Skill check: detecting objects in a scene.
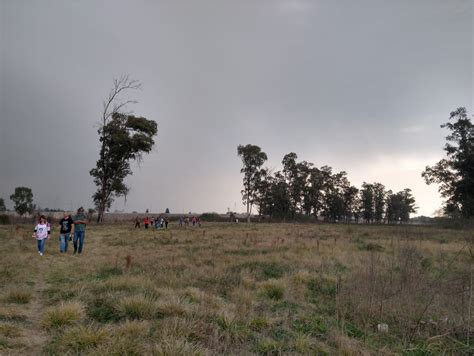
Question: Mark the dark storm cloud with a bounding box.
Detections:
[0,0,472,216]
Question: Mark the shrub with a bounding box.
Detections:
[0,215,10,225]
[199,212,227,222]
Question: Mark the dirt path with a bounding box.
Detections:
[15,257,50,355]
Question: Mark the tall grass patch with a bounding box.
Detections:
[117,295,159,320]
[3,288,32,304]
[42,302,85,329]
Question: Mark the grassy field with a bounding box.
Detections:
[0,222,472,355]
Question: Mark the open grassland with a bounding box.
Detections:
[0,222,472,355]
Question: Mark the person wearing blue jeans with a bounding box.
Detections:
[37,237,46,255]
[58,212,73,253]
[33,215,50,256]
[72,207,88,254]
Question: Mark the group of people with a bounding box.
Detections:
[178,215,201,227]
[32,207,87,256]
[134,215,202,229]
[135,216,170,229]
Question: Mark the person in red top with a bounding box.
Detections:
[144,216,150,229]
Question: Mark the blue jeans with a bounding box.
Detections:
[59,233,69,253]
[73,231,85,254]
[37,239,46,254]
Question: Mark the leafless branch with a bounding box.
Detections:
[102,75,142,125]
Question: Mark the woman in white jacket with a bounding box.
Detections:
[33,215,50,256]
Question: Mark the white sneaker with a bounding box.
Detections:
[39,252,43,256]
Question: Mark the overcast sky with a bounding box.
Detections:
[1,0,472,216]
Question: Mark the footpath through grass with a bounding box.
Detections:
[0,222,472,355]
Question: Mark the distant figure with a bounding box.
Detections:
[160,217,164,228]
[155,217,160,229]
[33,215,50,256]
[197,216,201,227]
[144,216,150,229]
[58,212,73,253]
[134,217,140,229]
[164,218,169,229]
[73,207,88,254]
[192,216,197,226]
[178,216,184,227]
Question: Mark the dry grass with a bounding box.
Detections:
[42,302,85,329]
[0,222,472,354]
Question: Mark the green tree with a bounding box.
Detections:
[10,187,34,216]
[237,144,268,223]
[0,198,6,212]
[400,188,417,221]
[422,107,474,217]
[282,153,311,216]
[386,189,417,223]
[360,183,375,223]
[303,165,332,218]
[342,185,360,222]
[260,171,291,219]
[373,182,386,223]
[90,76,158,222]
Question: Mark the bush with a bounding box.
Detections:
[0,215,10,225]
[199,213,227,222]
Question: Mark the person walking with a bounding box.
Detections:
[144,216,150,229]
[33,215,50,256]
[58,212,73,253]
[73,207,88,254]
[134,217,140,228]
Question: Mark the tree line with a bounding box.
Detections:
[237,145,417,223]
